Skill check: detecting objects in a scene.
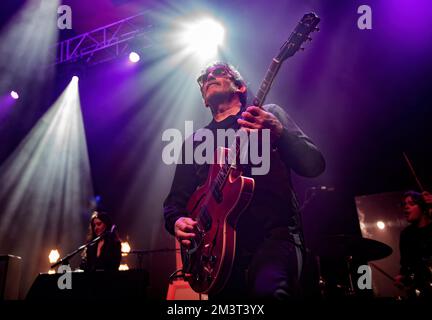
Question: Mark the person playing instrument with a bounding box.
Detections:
[163,62,325,299]
[395,191,432,298]
[80,211,122,272]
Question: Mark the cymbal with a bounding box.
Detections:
[317,234,393,261]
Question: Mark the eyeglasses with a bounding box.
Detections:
[197,66,233,88]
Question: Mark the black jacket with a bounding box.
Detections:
[81,234,122,272]
[399,222,432,285]
[163,104,325,251]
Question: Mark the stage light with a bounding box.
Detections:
[129,51,140,63]
[49,249,60,263]
[119,264,129,271]
[376,221,385,230]
[0,0,59,111]
[180,17,225,60]
[10,91,19,100]
[121,241,131,256]
[72,76,79,83]
[0,76,93,296]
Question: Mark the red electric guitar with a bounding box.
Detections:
[181,12,321,294]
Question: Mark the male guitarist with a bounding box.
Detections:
[163,61,325,299]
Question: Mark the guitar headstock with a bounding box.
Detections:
[277,12,320,61]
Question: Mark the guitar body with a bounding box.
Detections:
[182,147,255,294]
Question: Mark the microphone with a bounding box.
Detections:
[309,185,335,192]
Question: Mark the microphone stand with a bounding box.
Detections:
[50,233,106,269]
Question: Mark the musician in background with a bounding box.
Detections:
[163,62,325,299]
[395,191,432,297]
[80,211,122,272]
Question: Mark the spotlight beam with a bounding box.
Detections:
[0,77,93,297]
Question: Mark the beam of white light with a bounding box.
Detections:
[0,0,59,106]
[108,12,228,253]
[178,18,225,61]
[0,77,93,297]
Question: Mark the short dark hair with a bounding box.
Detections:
[197,61,248,108]
[402,190,428,214]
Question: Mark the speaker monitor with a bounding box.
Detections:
[0,255,22,300]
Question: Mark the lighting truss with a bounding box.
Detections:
[53,12,153,66]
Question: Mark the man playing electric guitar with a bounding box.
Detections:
[163,61,325,299]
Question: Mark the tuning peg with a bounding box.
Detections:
[307,36,313,41]
[314,27,320,32]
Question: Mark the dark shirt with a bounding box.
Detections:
[163,104,325,251]
[81,235,122,272]
[399,222,432,287]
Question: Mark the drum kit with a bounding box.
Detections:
[312,234,393,298]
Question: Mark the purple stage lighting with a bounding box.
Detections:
[129,52,140,63]
[10,91,19,100]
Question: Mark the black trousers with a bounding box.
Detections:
[210,236,302,300]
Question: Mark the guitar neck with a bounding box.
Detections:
[253,58,283,108]
[214,12,321,188]
[216,59,283,185]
